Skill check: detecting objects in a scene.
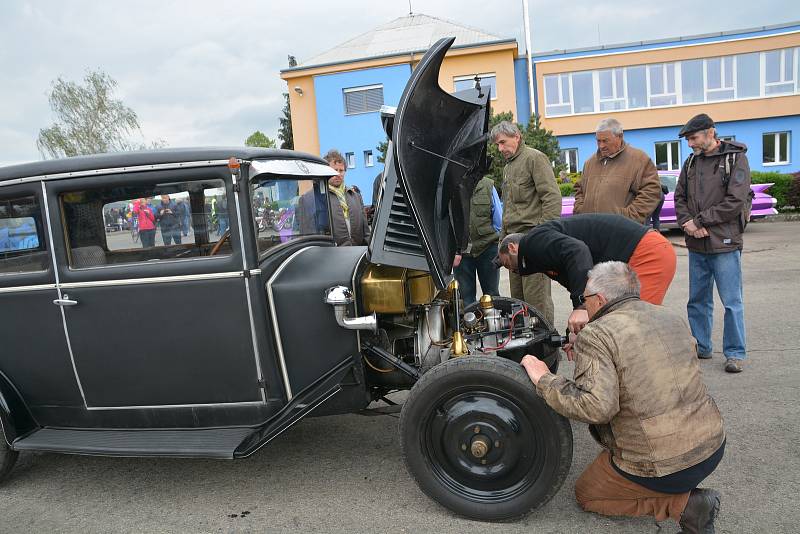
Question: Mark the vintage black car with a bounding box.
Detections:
[0,39,571,521]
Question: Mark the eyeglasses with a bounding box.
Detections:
[578,292,598,304]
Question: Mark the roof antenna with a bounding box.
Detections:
[408,1,412,15]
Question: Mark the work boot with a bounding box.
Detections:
[724,358,743,373]
[697,352,712,360]
[679,488,720,534]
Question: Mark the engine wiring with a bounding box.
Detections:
[477,304,529,352]
[362,354,394,373]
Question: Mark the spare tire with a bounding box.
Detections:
[400,356,572,521]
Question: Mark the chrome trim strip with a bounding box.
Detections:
[59,271,245,289]
[0,283,58,294]
[266,246,316,401]
[42,181,89,407]
[85,400,265,411]
[244,276,267,403]
[67,254,230,272]
[2,160,230,188]
[351,250,369,353]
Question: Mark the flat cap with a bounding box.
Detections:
[679,113,715,138]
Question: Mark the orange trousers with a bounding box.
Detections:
[575,450,690,522]
[628,231,677,305]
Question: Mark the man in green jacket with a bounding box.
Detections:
[491,121,562,325]
[521,261,725,534]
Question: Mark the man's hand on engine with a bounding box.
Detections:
[521,355,550,385]
[568,308,589,334]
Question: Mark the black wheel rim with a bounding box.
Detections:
[422,387,547,504]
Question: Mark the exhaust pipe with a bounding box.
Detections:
[324,286,377,332]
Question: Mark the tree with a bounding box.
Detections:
[245,130,276,148]
[485,112,564,192]
[37,70,163,159]
[278,92,294,150]
[376,138,389,164]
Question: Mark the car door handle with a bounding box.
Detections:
[53,294,79,306]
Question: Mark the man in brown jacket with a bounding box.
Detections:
[492,120,562,325]
[521,262,725,533]
[574,118,662,223]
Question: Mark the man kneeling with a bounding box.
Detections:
[521,262,725,533]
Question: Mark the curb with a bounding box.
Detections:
[753,213,800,223]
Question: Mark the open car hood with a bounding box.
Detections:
[369,37,491,289]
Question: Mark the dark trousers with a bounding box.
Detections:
[455,243,500,306]
[646,195,666,230]
[162,228,182,245]
[140,229,156,248]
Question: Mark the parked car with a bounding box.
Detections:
[0,38,571,521]
[561,171,778,226]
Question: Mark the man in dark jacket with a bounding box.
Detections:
[156,194,182,245]
[323,149,370,246]
[521,262,724,533]
[674,113,750,373]
[495,213,676,332]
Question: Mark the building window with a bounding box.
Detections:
[655,141,680,171]
[571,72,594,113]
[544,74,572,116]
[599,68,626,111]
[765,49,796,95]
[345,152,356,169]
[648,63,677,106]
[736,52,761,98]
[719,135,736,142]
[681,59,704,104]
[343,84,384,115]
[763,132,790,165]
[559,148,579,173]
[626,66,647,109]
[706,56,735,101]
[364,150,374,167]
[454,73,497,99]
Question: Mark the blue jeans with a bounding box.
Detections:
[455,243,500,306]
[687,250,746,360]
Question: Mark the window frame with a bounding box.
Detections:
[647,63,677,107]
[705,56,736,101]
[654,141,681,171]
[597,68,627,111]
[342,84,384,116]
[0,191,49,277]
[345,152,356,169]
[762,131,791,166]
[364,150,374,168]
[544,73,573,116]
[559,148,579,173]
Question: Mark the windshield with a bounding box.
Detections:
[659,173,678,193]
[251,176,331,256]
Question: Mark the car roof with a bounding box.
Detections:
[0,147,326,182]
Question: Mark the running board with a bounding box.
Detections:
[12,427,254,459]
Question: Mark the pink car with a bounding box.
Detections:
[561,171,778,227]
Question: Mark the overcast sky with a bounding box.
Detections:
[1,0,798,166]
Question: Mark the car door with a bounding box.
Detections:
[0,183,84,422]
[45,165,266,409]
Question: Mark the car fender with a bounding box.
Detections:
[0,370,37,444]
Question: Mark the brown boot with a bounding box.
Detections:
[679,488,720,533]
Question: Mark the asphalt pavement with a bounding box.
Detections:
[1,221,798,533]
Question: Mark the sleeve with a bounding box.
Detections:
[491,186,503,233]
[674,162,692,226]
[536,328,620,424]
[530,152,562,224]
[617,156,661,223]
[523,230,594,308]
[695,154,752,228]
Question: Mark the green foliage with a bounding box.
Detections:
[559,182,575,197]
[751,171,794,209]
[278,93,294,150]
[787,172,800,209]
[244,130,276,148]
[485,111,564,193]
[377,138,389,164]
[37,70,164,159]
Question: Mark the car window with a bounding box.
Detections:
[0,195,48,275]
[251,177,330,256]
[61,178,231,269]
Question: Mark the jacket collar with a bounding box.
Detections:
[589,294,640,322]
[596,141,627,162]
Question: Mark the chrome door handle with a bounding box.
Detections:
[53,293,78,306]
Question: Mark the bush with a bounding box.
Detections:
[751,171,794,209]
[787,172,800,209]
[559,183,575,197]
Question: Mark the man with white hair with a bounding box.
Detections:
[574,118,662,223]
[521,262,725,534]
[490,120,561,324]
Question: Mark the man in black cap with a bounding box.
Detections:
[674,113,751,374]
